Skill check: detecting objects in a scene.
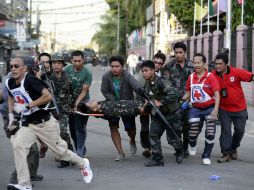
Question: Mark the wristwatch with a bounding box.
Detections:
[25,103,30,109]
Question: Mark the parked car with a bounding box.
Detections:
[83,48,98,66]
[98,55,109,67]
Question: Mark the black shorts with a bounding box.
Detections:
[108,116,136,131]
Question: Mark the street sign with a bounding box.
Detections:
[0,20,6,27]
[0,21,16,35]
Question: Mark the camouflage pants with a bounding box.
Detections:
[149,113,182,161]
[59,113,74,151]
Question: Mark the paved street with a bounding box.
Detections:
[0,65,254,190]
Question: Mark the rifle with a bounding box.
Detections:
[39,62,60,115]
[137,88,181,143]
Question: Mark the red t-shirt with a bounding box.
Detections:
[186,71,220,108]
[212,66,253,112]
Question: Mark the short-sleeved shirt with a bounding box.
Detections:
[64,65,92,106]
[186,71,220,108]
[7,73,49,118]
[212,66,253,112]
[112,76,120,100]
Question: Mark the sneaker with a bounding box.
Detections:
[7,184,32,190]
[130,141,137,155]
[202,158,211,165]
[231,149,238,160]
[114,154,126,161]
[81,158,93,183]
[217,154,231,163]
[188,145,197,156]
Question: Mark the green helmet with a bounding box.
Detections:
[51,53,65,65]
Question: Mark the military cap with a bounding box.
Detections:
[50,53,66,66]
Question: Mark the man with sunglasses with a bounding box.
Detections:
[6,56,93,190]
[1,56,43,186]
[163,42,193,157]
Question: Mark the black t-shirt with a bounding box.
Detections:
[7,73,50,119]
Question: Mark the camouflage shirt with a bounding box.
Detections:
[99,99,143,117]
[64,65,92,107]
[49,71,71,114]
[144,75,179,114]
[162,59,193,98]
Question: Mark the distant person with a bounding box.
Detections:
[213,53,254,163]
[101,55,141,161]
[126,51,139,76]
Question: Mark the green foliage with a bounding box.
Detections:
[92,0,151,57]
[167,0,254,34]
[167,0,195,35]
[232,0,254,30]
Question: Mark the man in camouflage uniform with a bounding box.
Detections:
[49,53,74,168]
[162,42,193,157]
[141,60,183,167]
[79,99,145,118]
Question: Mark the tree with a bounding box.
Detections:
[167,0,254,35]
[92,0,151,57]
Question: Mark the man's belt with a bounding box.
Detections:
[28,114,50,125]
[192,104,214,110]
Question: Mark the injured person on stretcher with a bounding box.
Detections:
[77,99,148,118]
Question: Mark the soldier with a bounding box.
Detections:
[49,53,74,168]
[137,51,167,158]
[141,60,183,167]
[79,99,145,118]
[162,42,193,157]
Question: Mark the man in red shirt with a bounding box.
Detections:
[213,53,254,163]
[182,53,220,165]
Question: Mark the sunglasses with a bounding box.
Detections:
[10,64,25,69]
[154,61,164,65]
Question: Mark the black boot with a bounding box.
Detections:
[30,174,44,181]
[57,160,70,168]
[175,149,183,164]
[9,171,18,184]
[145,159,164,167]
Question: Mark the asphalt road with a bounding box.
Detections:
[0,65,254,190]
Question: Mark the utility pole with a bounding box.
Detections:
[125,0,129,57]
[225,0,232,53]
[116,0,120,54]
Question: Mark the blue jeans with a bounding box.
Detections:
[219,108,248,155]
[189,106,216,159]
[69,113,89,157]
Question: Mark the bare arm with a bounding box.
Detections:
[74,84,90,109]
[29,88,52,108]
[211,91,220,120]
[182,91,190,101]
[8,95,14,113]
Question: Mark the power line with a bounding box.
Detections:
[39,0,105,12]
[41,16,101,25]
